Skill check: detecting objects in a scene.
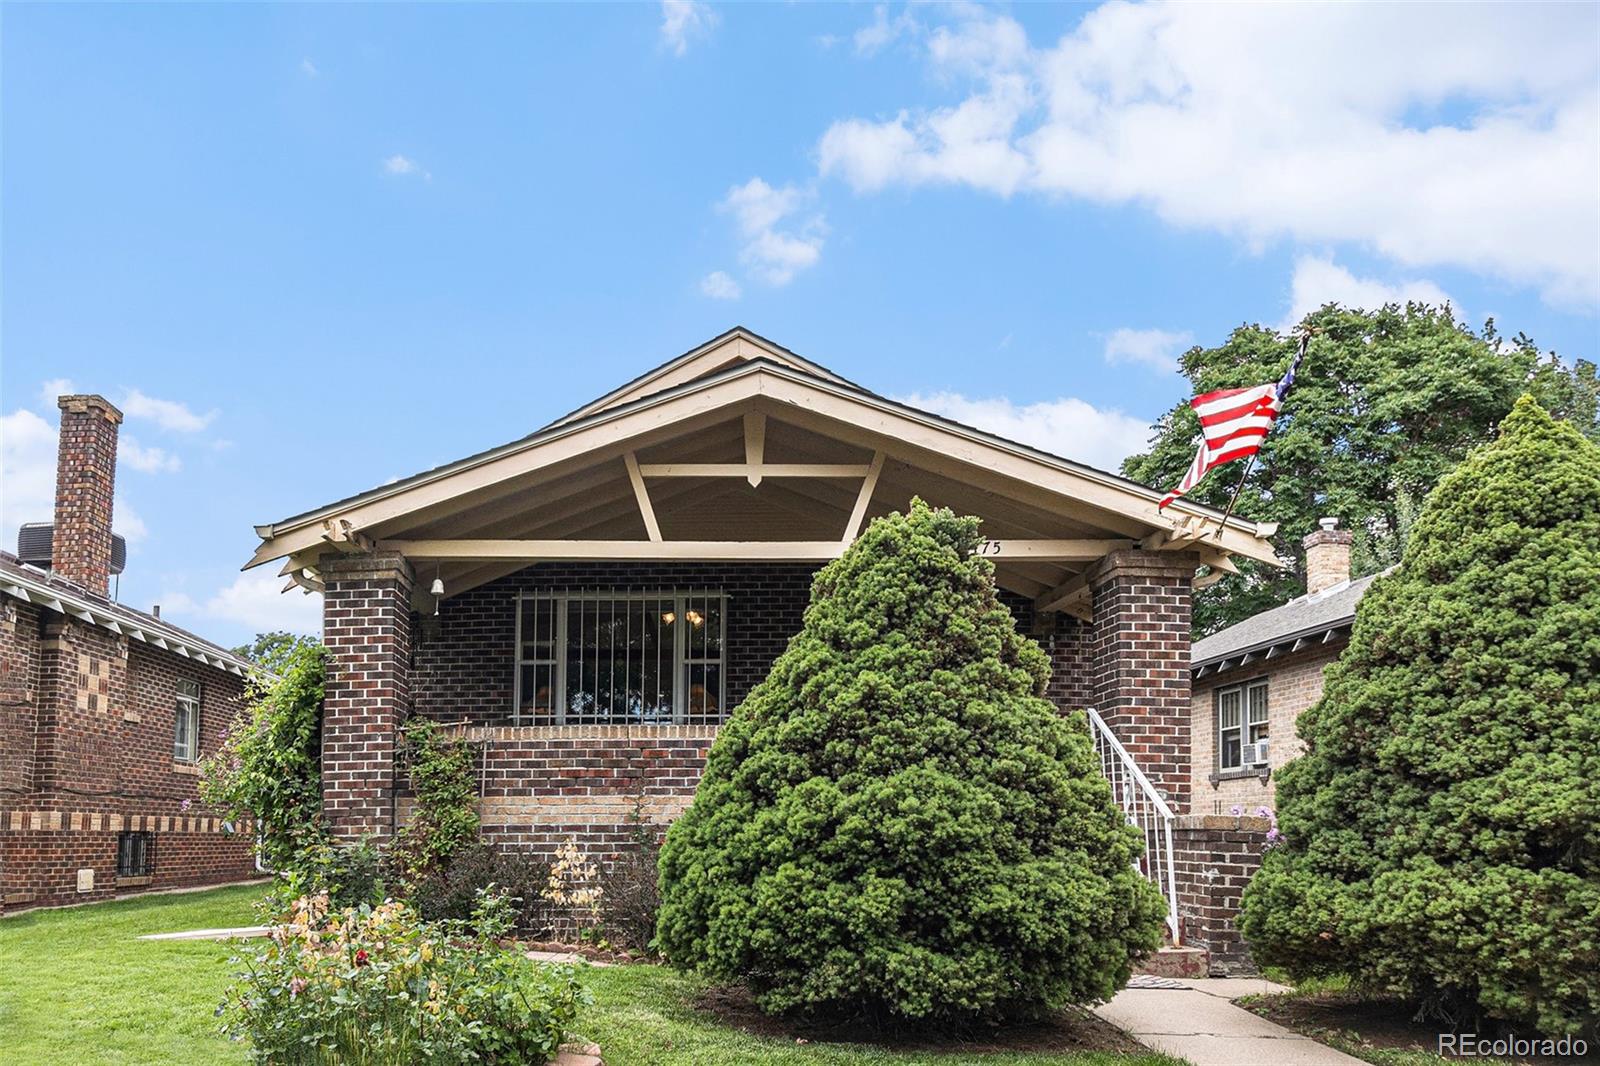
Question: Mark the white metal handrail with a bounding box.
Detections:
[1084,707,1180,945]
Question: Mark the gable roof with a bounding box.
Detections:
[0,551,254,677]
[1191,571,1379,675]
[248,330,1282,576]
[545,326,859,429]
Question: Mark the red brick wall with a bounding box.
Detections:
[1173,814,1270,974]
[51,395,122,597]
[0,591,257,913]
[321,553,414,843]
[1089,550,1198,814]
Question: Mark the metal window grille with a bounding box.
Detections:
[173,678,201,762]
[117,830,153,876]
[1216,678,1268,770]
[513,590,727,726]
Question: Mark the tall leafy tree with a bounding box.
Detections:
[1239,397,1600,1036]
[657,500,1165,1023]
[231,630,319,674]
[1121,305,1598,635]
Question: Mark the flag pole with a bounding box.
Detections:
[1211,328,1311,540]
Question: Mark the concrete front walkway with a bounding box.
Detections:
[1094,976,1365,1066]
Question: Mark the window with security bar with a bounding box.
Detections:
[514,591,726,725]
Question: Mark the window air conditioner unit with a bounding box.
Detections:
[1244,740,1270,767]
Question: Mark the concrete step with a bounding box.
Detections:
[1135,945,1209,979]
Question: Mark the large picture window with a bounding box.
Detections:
[1217,678,1268,771]
[514,591,726,726]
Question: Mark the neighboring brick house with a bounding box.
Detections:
[0,394,258,914]
[245,327,1282,952]
[1190,519,1374,812]
[1171,518,1379,972]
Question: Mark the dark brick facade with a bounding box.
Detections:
[0,593,258,913]
[1088,550,1197,814]
[1172,814,1270,974]
[321,552,414,843]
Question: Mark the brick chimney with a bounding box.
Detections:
[52,394,123,597]
[1302,517,1352,596]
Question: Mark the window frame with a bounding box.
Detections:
[1216,677,1269,772]
[173,678,201,763]
[117,830,153,877]
[513,589,728,726]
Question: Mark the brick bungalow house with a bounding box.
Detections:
[245,327,1283,958]
[0,395,258,913]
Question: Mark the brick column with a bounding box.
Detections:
[1089,549,1197,814]
[321,552,413,843]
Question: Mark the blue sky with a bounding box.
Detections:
[3,1,1597,646]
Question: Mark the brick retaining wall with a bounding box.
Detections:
[1173,814,1270,974]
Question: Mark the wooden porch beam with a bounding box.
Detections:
[637,462,872,479]
[1034,572,1092,618]
[743,413,766,486]
[382,537,1147,564]
[623,452,662,542]
[842,451,885,542]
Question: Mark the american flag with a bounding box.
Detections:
[1159,333,1309,509]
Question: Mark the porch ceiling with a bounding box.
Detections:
[250,339,1281,618]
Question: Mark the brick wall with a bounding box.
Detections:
[412,563,818,725]
[1089,550,1197,814]
[0,590,257,913]
[1172,814,1270,974]
[1190,642,1344,813]
[322,552,414,843]
[51,395,122,597]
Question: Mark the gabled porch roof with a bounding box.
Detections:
[248,329,1279,619]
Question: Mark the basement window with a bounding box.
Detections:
[1217,679,1269,771]
[173,679,201,762]
[117,831,152,877]
[514,591,726,726]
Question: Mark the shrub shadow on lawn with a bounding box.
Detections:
[691,985,1145,1055]
[1245,992,1600,1066]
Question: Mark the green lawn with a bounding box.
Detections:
[0,885,1183,1066]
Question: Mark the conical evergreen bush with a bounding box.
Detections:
[1241,396,1600,1036]
[657,500,1165,1023]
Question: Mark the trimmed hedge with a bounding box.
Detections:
[1240,397,1600,1036]
[657,500,1165,1022]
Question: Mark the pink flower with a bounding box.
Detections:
[1255,806,1273,820]
[288,976,308,997]
[180,799,192,812]
[1229,805,1242,817]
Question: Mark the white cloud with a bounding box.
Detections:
[162,571,323,636]
[699,270,742,300]
[300,57,318,78]
[1283,255,1456,329]
[114,497,148,543]
[118,436,181,474]
[895,390,1151,472]
[39,378,75,408]
[0,408,57,550]
[855,4,917,56]
[818,3,1600,306]
[660,0,717,57]
[1102,328,1192,372]
[719,178,826,285]
[383,154,431,181]
[122,388,216,432]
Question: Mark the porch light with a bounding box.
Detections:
[685,609,704,627]
[661,610,676,624]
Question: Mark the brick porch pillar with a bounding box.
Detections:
[321,552,413,843]
[1089,549,1198,815]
